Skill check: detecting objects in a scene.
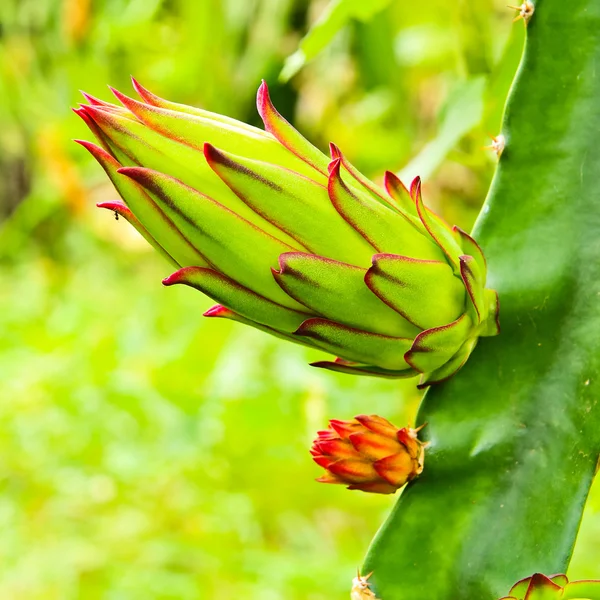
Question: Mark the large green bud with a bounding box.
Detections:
[75,79,499,387]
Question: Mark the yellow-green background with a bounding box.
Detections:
[0,0,597,598]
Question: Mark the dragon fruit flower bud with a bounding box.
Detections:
[310,415,426,494]
[75,78,500,387]
[500,573,600,600]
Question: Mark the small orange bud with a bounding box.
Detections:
[311,415,426,494]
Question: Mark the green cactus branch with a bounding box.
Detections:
[363,0,600,598]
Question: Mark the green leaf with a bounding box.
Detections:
[363,1,600,597]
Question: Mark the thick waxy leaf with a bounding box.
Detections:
[273,252,419,337]
[96,200,177,267]
[384,170,419,218]
[118,167,305,310]
[413,177,464,269]
[295,318,413,370]
[404,313,473,373]
[311,360,418,378]
[76,140,208,268]
[110,87,322,181]
[365,253,466,330]
[328,160,446,262]
[204,145,373,264]
[163,267,310,332]
[256,81,330,175]
[363,2,600,597]
[81,104,299,247]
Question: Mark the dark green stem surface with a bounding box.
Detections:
[364,1,600,598]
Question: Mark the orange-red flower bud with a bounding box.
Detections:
[311,415,426,494]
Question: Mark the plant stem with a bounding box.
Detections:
[363,1,600,597]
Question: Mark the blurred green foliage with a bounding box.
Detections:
[0,0,598,597]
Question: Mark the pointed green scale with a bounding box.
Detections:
[329,142,396,210]
[295,318,414,370]
[132,77,266,136]
[520,575,564,600]
[84,105,301,248]
[75,107,131,165]
[273,252,420,337]
[460,254,486,323]
[96,200,178,267]
[76,140,209,269]
[311,360,418,379]
[330,143,427,233]
[417,337,477,389]
[479,289,501,337]
[413,177,464,269]
[549,576,569,588]
[384,171,419,218]
[509,579,535,600]
[79,108,137,167]
[328,160,446,262]
[118,167,307,311]
[203,305,318,350]
[366,253,466,330]
[257,81,330,175]
[205,146,376,266]
[112,87,326,182]
[404,313,474,373]
[163,266,310,332]
[454,226,487,276]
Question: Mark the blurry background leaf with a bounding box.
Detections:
[399,76,486,182]
[280,0,393,82]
